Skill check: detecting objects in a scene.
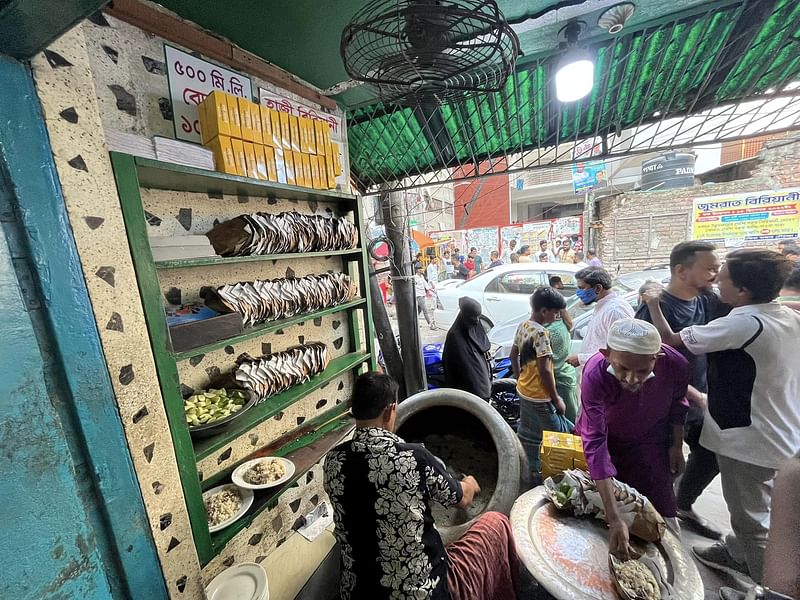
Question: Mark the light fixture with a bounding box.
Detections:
[555,21,595,103]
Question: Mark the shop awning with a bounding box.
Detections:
[410,229,435,249]
[345,0,800,191]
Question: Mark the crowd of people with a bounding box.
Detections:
[329,238,800,600]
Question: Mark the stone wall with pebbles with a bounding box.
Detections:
[31,15,360,599]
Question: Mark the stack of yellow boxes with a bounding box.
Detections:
[197,91,342,190]
[540,431,589,479]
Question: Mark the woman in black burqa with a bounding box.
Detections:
[443,296,492,400]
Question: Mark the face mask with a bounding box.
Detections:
[606,364,656,386]
[576,287,598,304]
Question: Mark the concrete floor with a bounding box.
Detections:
[380,303,754,599]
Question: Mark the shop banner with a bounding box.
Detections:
[258,88,349,187]
[571,161,607,195]
[164,45,253,143]
[691,189,800,245]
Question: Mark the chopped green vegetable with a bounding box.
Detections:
[184,389,248,428]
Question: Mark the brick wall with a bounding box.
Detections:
[452,160,511,229]
[597,135,800,272]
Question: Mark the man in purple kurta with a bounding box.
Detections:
[576,319,690,555]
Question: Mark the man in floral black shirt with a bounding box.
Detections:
[324,372,519,600]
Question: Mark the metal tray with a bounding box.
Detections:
[510,487,703,600]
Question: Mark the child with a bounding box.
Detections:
[510,287,573,478]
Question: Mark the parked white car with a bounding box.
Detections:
[433,263,584,330]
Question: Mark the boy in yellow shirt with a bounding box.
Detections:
[510,286,574,479]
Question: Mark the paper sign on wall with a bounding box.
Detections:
[165,45,253,143]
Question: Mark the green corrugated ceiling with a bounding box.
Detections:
[346,0,800,190]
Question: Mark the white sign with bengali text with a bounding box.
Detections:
[258,88,350,188]
[165,44,253,143]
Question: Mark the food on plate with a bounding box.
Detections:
[554,481,574,506]
[244,459,286,485]
[205,488,242,527]
[613,558,661,600]
[184,389,248,427]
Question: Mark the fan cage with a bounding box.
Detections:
[341,0,519,103]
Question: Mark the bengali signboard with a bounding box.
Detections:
[691,189,800,245]
[164,45,253,143]
[258,88,349,187]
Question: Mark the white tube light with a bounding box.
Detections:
[555,48,595,103]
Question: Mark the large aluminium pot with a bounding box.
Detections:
[396,388,529,544]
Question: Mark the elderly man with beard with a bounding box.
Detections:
[576,319,690,558]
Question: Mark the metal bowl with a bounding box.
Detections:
[187,389,258,439]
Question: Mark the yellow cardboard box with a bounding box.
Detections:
[206,135,237,175]
[540,432,588,479]
[289,152,303,187]
[225,94,242,139]
[198,91,230,144]
[301,154,312,189]
[230,138,247,177]
[298,117,313,154]
[238,97,255,142]
[274,146,288,184]
[253,144,269,181]
[279,112,292,151]
[268,110,282,148]
[289,115,301,153]
[250,103,263,145]
[324,143,336,187]
[309,154,321,189]
[242,141,259,179]
[314,120,331,158]
[260,106,275,148]
[264,145,278,182]
[331,142,342,176]
[284,149,297,186]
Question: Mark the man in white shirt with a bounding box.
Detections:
[567,267,635,367]
[501,239,517,264]
[426,258,440,284]
[644,249,799,583]
[534,240,557,263]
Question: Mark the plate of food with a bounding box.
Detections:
[203,484,254,533]
[185,389,257,439]
[609,553,671,600]
[232,457,295,490]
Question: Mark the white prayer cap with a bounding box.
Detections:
[606,319,662,355]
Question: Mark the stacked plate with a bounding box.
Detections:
[206,211,358,257]
[210,273,352,327]
[235,342,328,400]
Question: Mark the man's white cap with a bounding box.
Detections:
[606,318,662,355]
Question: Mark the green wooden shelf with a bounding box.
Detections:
[209,415,354,550]
[193,351,370,461]
[155,248,361,269]
[173,298,367,361]
[110,151,376,565]
[134,156,358,203]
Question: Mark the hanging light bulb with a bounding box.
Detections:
[555,21,595,103]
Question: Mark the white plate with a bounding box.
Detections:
[231,457,295,490]
[203,484,254,533]
[206,562,269,600]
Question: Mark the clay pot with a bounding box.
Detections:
[396,388,528,544]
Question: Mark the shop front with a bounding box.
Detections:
[1,5,373,599]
